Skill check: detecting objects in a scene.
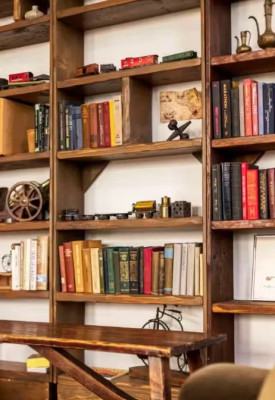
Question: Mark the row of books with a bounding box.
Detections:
[58,96,123,151]
[11,236,49,291]
[59,241,204,296]
[212,79,275,139]
[34,104,50,152]
[212,162,275,221]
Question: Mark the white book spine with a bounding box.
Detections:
[113,95,123,146]
[194,245,201,296]
[199,253,204,296]
[239,82,245,136]
[23,239,31,291]
[180,244,188,295]
[11,245,20,291]
[30,239,38,291]
[186,243,195,296]
[20,241,24,290]
[172,244,182,295]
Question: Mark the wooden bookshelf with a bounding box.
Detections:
[57,58,201,96]
[213,301,275,316]
[0,221,49,232]
[0,83,49,104]
[212,135,275,153]
[0,360,49,382]
[57,0,201,30]
[57,217,203,231]
[212,220,275,231]
[0,1,14,18]
[58,140,202,162]
[0,151,50,171]
[0,15,50,51]
[57,293,203,306]
[0,291,49,299]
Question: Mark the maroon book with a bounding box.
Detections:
[144,248,152,295]
[58,245,67,292]
[102,101,111,147]
[63,242,75,292]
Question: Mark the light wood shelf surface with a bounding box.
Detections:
[0,291,49,299]
[212,220,275,231]
[0,151,50,171]
[213,301,275,315]
[212,135,275,152]
[0,83,50,104]
[0,221,49,232]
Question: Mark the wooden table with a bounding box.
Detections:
[0,321,226,400]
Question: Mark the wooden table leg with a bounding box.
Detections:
[148,357,171,400]
[186,349,204,373]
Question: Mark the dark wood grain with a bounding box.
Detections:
[129,366,188,387]
[0,151,49,171]
[57,0,201,30]
[0,320,226,357]
[58,140,202,162]
[0,221,49,232]
[57,59,201,96]
[212,135,275,153]
[56,217,203,231]
[0,360,49,382]
[0,83,49,105]
[0,1,13,18]
[0,378,49,400]
[148,357,171,400]
[56,292,203,306]
[212,220,275,231]
[186,349,203,373]
[213,301,275,315]
[0,290,49,299]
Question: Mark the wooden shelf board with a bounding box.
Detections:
[212,220,275,231]
[211,50,275,77]
[213,300,275,315]
[0,83,49,105]
[212,135,275,153]
[57,140,202,162]
[0,15,50,51]
[57,0,201,31]
[0,1,13,18]
[56,293,203,306]
[57,217,203,231]
[0,291,49,299]
[0,151,50,171]
[57,59,201,96]
[0,221,49,232]
[0,360,49,382]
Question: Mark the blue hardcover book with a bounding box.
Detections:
[71,105,78,150]
[74,105,83,149]
[258,82,264,135]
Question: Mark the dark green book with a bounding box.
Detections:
[103,248,109,293]
[119,248,130,294]
[129,248,139,294]
[113,250,120,294]
[107,248,116,294]
[98,248,105,294]
[139,247,144,294]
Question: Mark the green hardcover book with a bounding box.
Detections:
[119,248,130,294]
[129,248,139,294]
[107,248,116,294]
[98,248,105,294]
[113,250,120,294]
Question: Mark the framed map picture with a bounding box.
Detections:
[252,235,275,301]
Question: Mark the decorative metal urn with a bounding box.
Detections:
[249,0,275,49]
[235,31,252,54]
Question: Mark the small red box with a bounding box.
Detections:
[9,72,33,83]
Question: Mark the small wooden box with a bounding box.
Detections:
[0,273,12,291]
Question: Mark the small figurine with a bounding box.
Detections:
[171,201,191,218]
[167,120,191,141]
[121,55,158,70]
[235,31,252,54]
[162,51,197,63]
[249,0,275,49]
[25,5,44,20]
[160,196,171,218]
[0,79,8,90]
[76,64,99,77]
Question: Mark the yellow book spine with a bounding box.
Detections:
[72,241,84,292]
[109,100,116,147]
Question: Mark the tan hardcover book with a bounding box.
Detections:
[0,99,34,155]
[90,248,100,294]
[113,95,123,146]
[158,251,165,295]
[82,248,92,293]
[164,244,174,296]
[195,244,202,296]
[72,241,84,292]
[151,250,160,295]
[199,253,204,296]
[81,104,90,149]
[37,236,49,291]
[82,240,102,292]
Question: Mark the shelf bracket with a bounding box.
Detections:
[192,151,202,163]
[82,161,109,192]
[231,151,264,165]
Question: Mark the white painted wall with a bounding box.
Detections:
[0,0,273,371]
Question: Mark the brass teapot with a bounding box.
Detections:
[249,0,275,49]
[235,31,252,54]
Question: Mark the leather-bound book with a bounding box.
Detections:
[89,103,99,148]
[98,248,105,293]
[243,79,253,136]
[97,103,105,147]
[152,248,162,295]
[258,82,264,135]
[268,168,275,219]
[72,241,84,292]
[241,162,249,220]
[158,251,165,295]
[59,245,67,292]
[212,164,222,221]
[144,248,152,295]
[231,87,240,137]
[251,81,259,136]
[231,162,242,220]
[259,169,269,219]
[221,80,232,138]
[164,244,174,296]
[247,166,259,220]
[103,248,109,294]
[119,248,130,294]
[81,104,90,149]
[139,247,144,294]
[63,242,75,292]
[263,84,275,134]
[82,248,92,293]
[221,162,232,220]
[107,248,116,294]
[113,250,121,294]
[102,101,111,147]
[211,81,222,139]
[129,248,139,294]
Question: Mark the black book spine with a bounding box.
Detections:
[139,247,144,294]
[64,105,70,151]
[221,162,232,220]
[212,164,222,221]
[44,105,50,151]
[221,80,232,138]
[231,162,242,220]
[211,81,222,139]
[59,102,65,150]
[103,247,108,294]
[263,83,274,134]
[259,169,269,219]
[231,87,240,137]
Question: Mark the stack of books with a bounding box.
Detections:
[212,162,275,221]
[34,104,50,152]
[26,354,50,374]
[58,96,122,151]
[212,79,275,138]
[59,241,203,297]
[11,236,49,291]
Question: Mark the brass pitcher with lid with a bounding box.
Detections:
[235,31,252,54]
[249,0,275,49]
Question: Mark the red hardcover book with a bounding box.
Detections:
[97,103,104,147]
[241,162,249,220]
[58,245,67,292]
[143,248,152,295]
[89,103,99,148]
[63,242,75,292]
[247,167,259,220]
[243,79,253,136]
[268,168,275,219]
[251,81,259,136]
[102,101,111,147]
